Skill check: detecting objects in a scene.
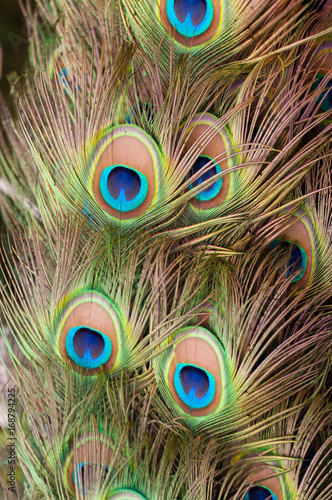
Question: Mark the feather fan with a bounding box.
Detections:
[0,0,331,499]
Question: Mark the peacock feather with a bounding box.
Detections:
[0,0,331,499]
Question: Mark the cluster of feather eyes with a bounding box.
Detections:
[0,0,331,499]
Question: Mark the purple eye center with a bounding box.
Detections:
[107,166,141,201]
[180,365,209,398]
[174,0,207,26]
[73,328,105,359]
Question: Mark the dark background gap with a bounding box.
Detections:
[0,0,31,95]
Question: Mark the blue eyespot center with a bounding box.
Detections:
[174,0,206,26]
[287,244,303,277]
[271,239,307,283]
[180,365,209,397]
[100,165,148,212]
[244,485,277,500]
[73,328,105,359]
[312,75,332,112]
[74,463,109,493]
[66,326,113,369]
[107,166,141,201]
[174,363,216,409]
[189,156,222,201]
[166,0,213,37]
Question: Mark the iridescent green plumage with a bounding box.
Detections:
[0,0,331,498]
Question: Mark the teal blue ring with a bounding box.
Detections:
[189,161,222,201]
[66,326,112,369]
[166,0,214,37]
[271,239,307,283]
[243,485,278,500]
[99,165,148,212]
[174,363,215,409]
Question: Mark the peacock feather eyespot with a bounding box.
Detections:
[181,113,234,213]
[188,155,223,202]
[166,0,213,37]
[64,434,113,495]
[65,325,113,370]
[89,125,162,223]
[271,239,307,283]
[99,165,149,212]
[108,490,147,499]
[270,209,315,292]
[174,362,216,409]
[55,291,126,375]
[159,0,221,47]
[243,485,278,500]
[236,463,286,500]
[153,326,231,419]
[311,39,332,123]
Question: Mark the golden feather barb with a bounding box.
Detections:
[0,0,331,498]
